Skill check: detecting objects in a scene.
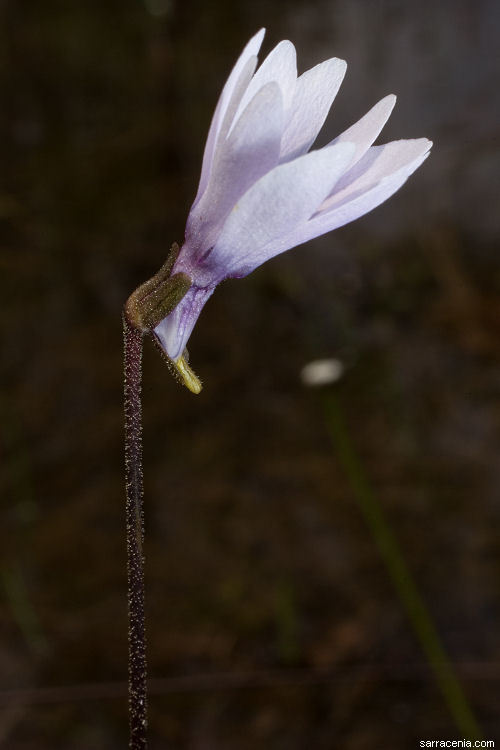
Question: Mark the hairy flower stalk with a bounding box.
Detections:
[123,244,192,749]
[123,29,431,746]
[123,313,147,750]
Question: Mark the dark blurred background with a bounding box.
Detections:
[1,0,499,747]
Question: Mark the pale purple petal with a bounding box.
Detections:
[154,285,216,361]
[193,29,265,207]
[207,142,356,278]
[231,40,297,129]
[280,58,347,162]
[185,82,284,256]
[260,141,432,257]
[310,149,431,233]
[327,94,396,168]
[211,56,259,151]
[321,138,432,210]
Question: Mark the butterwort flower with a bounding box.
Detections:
[153,29,431,391]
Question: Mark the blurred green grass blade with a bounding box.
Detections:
[274,579,300,665]
[322,392,482,740]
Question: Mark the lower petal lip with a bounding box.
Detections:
[154,284,216,361]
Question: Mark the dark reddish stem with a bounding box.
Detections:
[123,312,147,749]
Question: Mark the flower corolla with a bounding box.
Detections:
[154,29,431,389]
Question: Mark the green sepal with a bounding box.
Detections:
[124,243,192,332]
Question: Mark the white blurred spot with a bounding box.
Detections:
[143,0,172,17]
[300,358,344,388]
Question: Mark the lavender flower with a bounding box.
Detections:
[154,29,431,391]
